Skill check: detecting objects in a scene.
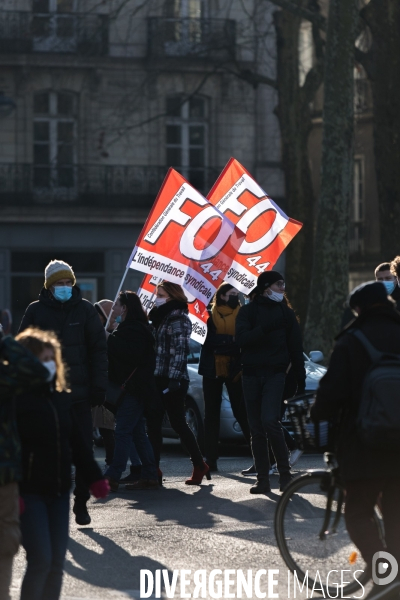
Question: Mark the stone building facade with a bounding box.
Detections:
[0,0,283,328]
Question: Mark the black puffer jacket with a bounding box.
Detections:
[107,319,156,399]
[311,304,400,481]
[235,295,306,389]
[18,287,108,404]
[16,385,102,495]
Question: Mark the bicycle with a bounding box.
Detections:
[274,394,384,598]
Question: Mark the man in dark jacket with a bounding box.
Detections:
[18,259,108,525]
[236,271,306,495]
[375,261,400,309]
[311,282,400,600]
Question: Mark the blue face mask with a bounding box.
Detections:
[115,315,122,324]
[383,281,396,295]
[53,286,72,303]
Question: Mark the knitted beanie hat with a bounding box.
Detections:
[349,281,388,311]
[44,260,76,289]
[253,270,284,295]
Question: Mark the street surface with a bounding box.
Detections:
[10,443,372,600]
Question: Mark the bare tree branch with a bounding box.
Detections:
[223,66,277,88]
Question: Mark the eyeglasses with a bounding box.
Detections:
[275,281,286,289]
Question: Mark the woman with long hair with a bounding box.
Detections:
[105,291,159,491]
[14,327,108,600]
[147,281,210,485]
[199,283,251,472]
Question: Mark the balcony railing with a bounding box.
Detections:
[147,18,236,61]
[0,164,222,208]
[0,11,108,55]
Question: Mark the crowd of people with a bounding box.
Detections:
[1,254,400,600]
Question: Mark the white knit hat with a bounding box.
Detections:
[44,260,76,289]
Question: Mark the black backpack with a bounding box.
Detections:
[351,329,400,450]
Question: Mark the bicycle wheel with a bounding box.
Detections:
[275,471,372,597]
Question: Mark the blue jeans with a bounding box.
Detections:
[20,491,69,600]
[105,392,157,481]
[242,372,290,479]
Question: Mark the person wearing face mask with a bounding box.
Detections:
[104,292,159,491]
[236,271,306,495]
[198,283,251,472]
[93,299,142,483]
[18,260,108,526]
[13,327,109,600]
[0,324,51,600]
[381,258,400,309]
[147,281,210,485]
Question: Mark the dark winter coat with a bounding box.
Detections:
[19,287,108,404]
[15,385,102,495]
[235,295,306,389]
[198,310,241,379]
[0,336,49,486]
[107,319,156,398]
[310,303,400,481]
[391,284,400,310]
[149,300,191,381]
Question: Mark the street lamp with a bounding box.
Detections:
[0,92,16,118]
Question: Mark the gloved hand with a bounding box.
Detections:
[90,388,105,407]
[168,379,181,392]
[90,479,110,499]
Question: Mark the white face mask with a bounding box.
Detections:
[266,290,284,303]
[43,360,57,382]
[155,298,167,307]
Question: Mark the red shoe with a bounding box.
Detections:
[185,462,211,485]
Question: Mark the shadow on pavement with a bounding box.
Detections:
[65,529,170,590]
[124,484,280,530]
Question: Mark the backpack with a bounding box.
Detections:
[351,329,400,450]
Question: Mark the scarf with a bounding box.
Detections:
[149,300,188,330]
[211,303,240,378]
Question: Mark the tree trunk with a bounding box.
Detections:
[304,0,358,355]
[273,5,319,327]
[361,0,400,261]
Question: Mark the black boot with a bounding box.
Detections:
[206,460,218,472]
[242,464,257,475]
[279,473,293,492]
[73,500,91,526]
[120,464,141,483]
[250,479,271,494]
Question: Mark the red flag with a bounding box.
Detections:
[129,168,245,306]
[207,158,303,294]
[137,273,209,344]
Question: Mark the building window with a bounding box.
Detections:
[350,157,365,254]
[166,95,208,191]
[165,0,203,19]
[163,0,204,51]
[33,90,76,191]
[354,66,369,114]
[298,21,313,86]
[32,0,77,53]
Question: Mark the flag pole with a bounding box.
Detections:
[104,249,136,331]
